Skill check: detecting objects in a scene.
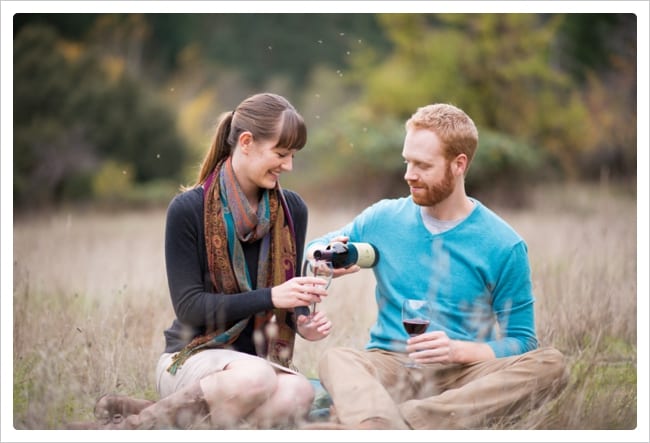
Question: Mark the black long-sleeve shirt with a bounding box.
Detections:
[162,186,308,354]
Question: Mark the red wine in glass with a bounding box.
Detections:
[403,319,431,336]
[401,299,432,368]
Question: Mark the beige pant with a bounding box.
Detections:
[318,346,569,429]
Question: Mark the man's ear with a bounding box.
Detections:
[238,131,253,152]
[453,154,468,176]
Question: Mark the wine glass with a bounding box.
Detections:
[401,299,432,368]
[301,259,334,319]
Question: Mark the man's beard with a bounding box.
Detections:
[410,163,455,207]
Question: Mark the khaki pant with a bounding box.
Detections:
[318,346,569,429]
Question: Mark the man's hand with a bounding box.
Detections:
[406,330,496,364]
[306,236,362,278]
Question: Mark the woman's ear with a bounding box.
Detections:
[238,131,253,152]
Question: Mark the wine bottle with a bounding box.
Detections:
[312,241,378,269]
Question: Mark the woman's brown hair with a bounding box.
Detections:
[191,92,307,187]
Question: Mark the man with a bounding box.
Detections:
[305,103,568,429]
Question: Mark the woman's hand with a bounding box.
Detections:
[271,276,327,309]
[296,310,332,341]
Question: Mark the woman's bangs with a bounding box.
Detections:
[276,110,307,151]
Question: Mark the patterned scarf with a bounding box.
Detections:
[167,157,297,375]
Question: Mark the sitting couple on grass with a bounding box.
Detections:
[67,96,567,430]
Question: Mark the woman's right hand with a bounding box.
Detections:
[271,276,328,309]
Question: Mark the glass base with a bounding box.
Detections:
[403,361,421,368]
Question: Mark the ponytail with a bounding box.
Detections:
[192,111,234,188]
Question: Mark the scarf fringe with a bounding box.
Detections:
[167,346,203,375]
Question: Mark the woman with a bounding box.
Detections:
[76,92,332,430]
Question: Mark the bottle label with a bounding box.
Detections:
[354,243,377,268]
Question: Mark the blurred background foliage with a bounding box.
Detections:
[13,13,637,210]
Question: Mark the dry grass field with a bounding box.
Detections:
[11,182,639,433]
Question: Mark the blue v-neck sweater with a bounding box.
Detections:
[307,196,537,358]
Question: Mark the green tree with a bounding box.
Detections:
[300,12,635,204]
[13,23,188,208]
[360,14,593,179]
[556,14,635,83]
[556,14,637,179]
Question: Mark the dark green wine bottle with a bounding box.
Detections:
[313,242,378,269]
